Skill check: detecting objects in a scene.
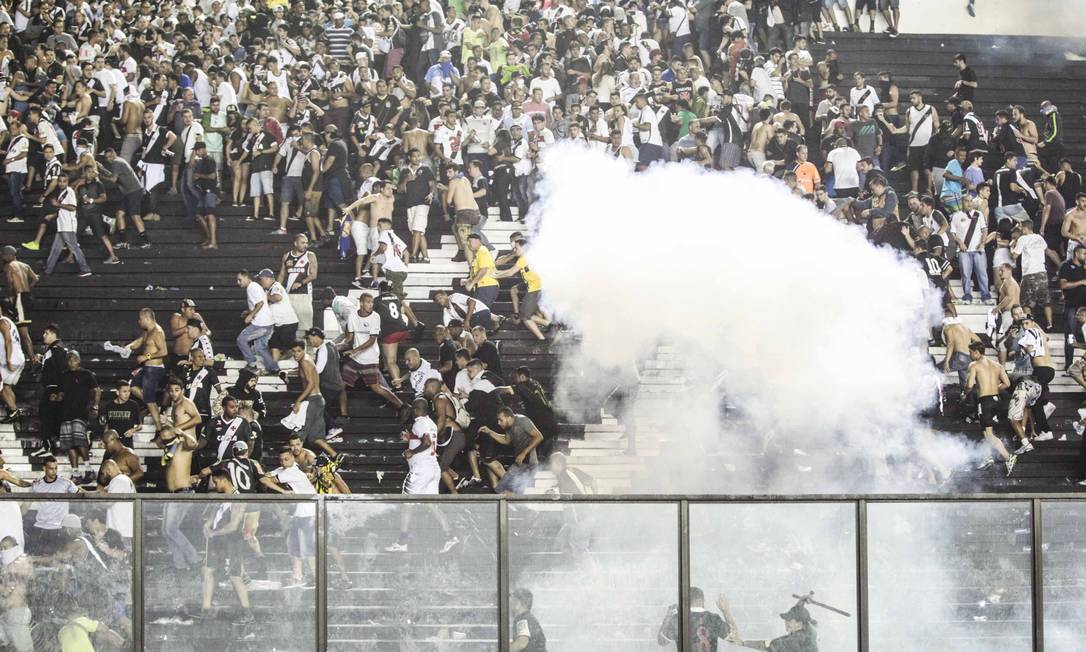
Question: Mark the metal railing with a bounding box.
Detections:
[4,492,1083,652]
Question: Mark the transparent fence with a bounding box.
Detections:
[508,502,678,652]
[868,501,1034,652]
[143,499,316,652]
[0,497,132,652]
[324,501,498,651]
[1041,501,1086,652]
[2,495,1083,652]
[690,502,858,651]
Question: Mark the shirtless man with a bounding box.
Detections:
[747,109,772,172]
[1061,193,1086,260]
[0,246,37,360]
[342,180,394,284]
[0,536,33,652]
[965,341,1016,475]
[160,378,202,569]
[125,308,168,428]
[290,341,336,458]
[287,433,317,473]
[97,429,144,487]
[445,167,481,264]
[942,315,981,387]
[992,264,1021,362]
[401,116,432,160]
[116,89,144,163]
[168,299,208,369]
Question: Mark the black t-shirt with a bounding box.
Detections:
[1059,261,1086,308]
[370,94,399,127]
[402,165,436,207]
[660,608,731,652]
[873,220,913,252]
[203,415,253,464]
[438,339,458,389]
[325,138,350,184]
[251,132,276,173]
[472,175,489,214]
[61,368,98,421]
[918,252,951,289]
[374,292,409,337]
[476,340,503,380]
[77,181,104,218]
[186,367,219,416]
[193,155,218,192]
[102,398,142,439]
[957,66,977,101]
[215,457,260,493]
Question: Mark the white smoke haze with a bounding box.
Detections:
[528,144,980,494]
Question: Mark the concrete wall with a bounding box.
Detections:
[841,0,1086,38]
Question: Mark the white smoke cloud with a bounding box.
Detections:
[528,144,979,493]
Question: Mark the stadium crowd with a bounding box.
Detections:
[0,0,1078,647]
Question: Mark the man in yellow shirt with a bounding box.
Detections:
[494,238,551,340]
[460,13,488,66]
[464,234,501,308]
[58,616,125,652]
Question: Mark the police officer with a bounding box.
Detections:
[738,602,819,652]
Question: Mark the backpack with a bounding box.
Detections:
[439,392,471,429]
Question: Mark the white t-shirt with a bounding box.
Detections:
[453,367,472,396]
[3,135,27,173]
[636,106,664,147]
[56,187,78,232]
[907,104,935,147]
[950,210,985,253]
[826,147,861,190]
[379,230,408,273]
[347,310,381,365]
[408,416,439,470]
[266,281,299,326]
[30,476,78,529]
[271,464,316,517]
[849,85,880,112]
[106,474,135,538]
[442,292,488,325]
[1013,233,1048,276]
[433,123,465,164]
[528,75,561,102]
[246,281,274,327]
[668,5,690,36]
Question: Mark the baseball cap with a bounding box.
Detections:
[333,10,345,18]
[232,440,249,453]
[473,100,486,108]
[180,298,196,308]
[305,327,325,338]
[256,268,275,279]
[61,514,82,529]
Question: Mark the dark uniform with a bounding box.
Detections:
[374,291,410,343]
[201,415,253,470]
[659,607,731,652]
[512,610,547,652]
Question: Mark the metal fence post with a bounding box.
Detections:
[679,499,690,652]
[1030,498,1044,652]
[498,499,510,652]
[856,499,869,652]
[132,497,143,652]
[317,496,327,652]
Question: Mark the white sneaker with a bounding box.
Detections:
[1074,421,1085,436]
[1043,403,1056,419]
[1078,479,1086,486]
[977,457,996,470]
[439,536,460,553]
[1034,431,1054,441]
[383,542,408,552]
[1014,441,1034,455]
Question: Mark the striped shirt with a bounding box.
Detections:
[323,26,354,60]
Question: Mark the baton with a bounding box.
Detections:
[792,592,852,618]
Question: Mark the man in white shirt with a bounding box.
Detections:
[260,448,317,587]
[171,108,205,194]
[43,175,92,277]
[633,92,665,170]
[28,457,80,555]
[824,138,862,198]
[848,71,880,113]
[3,119,28,216]
[101,459,134,539]
[383,399,460,553]
[343,293,405,409]
[950,206,991,304]
[256,268,299,362]
[1012,219,1054,329]
[235,269,279,373]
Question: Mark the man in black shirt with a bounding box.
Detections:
[184,347,219,440]
[74,167,120,264]
[657,587,736,652]
[249,120,278,222]
[33,324,67,458]
[434,324,459,390]
[59,350,99,484]
[190,141,220,249]
[102,380,143,446]
[321,125,352,223]
[471,326,503,380]
[398,148,437,263]
[511,588,547,652]
[1058,246,1086,368]
[199,395,253,472]
[952,53,978,102]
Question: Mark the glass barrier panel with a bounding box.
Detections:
[690,502,858,651]
[0,497,133,651]
[868,501,1032,652]
[508,502,678,652]
[143,499,316,652]
[326,501,498,651]
[1042,500,1086,652]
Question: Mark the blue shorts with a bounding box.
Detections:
[322,177,347,209]
[123,190,143,215]
[136,365,167,403]
[196,190,218,216]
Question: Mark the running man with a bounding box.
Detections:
[202,467,254,623]
[965,341,1016,475]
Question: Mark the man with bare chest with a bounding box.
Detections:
[160,378,202,570]
[1061,194,1086,259]
[445,167,482,263]
[97,429,144,487]
[118,91,144,163]
[125,308,167,429]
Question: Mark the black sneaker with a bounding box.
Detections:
[234,610,255,625]
[0,408,23,424]
[451,252,467,263]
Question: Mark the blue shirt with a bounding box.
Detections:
[941,159,964,198]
